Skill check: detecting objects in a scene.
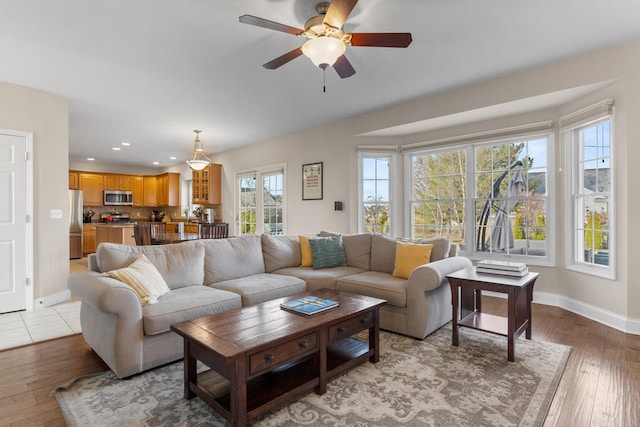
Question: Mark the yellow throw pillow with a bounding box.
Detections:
[107,255,170,305]
[299,235,313,267]
[392,242,434,279]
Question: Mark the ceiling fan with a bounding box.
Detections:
[239,0,412,79]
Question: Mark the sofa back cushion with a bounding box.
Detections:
[96,240,205,289]
[262,234,302,272]
[204,235,265,284]
[342,233,372,270]
[370,233,397,274]
[403,237,451,262]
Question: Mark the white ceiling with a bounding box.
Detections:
[1,0,639,168]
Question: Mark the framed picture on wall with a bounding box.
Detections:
[302,162,323,200]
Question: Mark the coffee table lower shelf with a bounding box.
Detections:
[190,337,372,422]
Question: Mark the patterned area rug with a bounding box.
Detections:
[54,325,569,426]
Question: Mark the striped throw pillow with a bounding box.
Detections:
[107,255,170,305]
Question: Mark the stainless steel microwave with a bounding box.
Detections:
[104,190,133,206]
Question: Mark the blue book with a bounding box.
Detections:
[280,296,339,315]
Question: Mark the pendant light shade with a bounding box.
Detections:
[186,130,210,171]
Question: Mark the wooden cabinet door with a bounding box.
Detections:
[103,175,119,190]
[83,224,97,255]
[133,176,144,207]
[79,173,103,206]
[119,175,134,191]
[156,174,168,206]
[191,169,202,204]
[143,176,157,206]
[207,164,222,204]
[69,172,79,189]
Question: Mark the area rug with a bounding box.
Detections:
[54,325,570,426]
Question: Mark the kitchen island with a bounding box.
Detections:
[94,223,136,246]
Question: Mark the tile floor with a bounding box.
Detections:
[0,257,86,351]
[0,301,81,351]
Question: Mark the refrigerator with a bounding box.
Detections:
[69,190,83,259]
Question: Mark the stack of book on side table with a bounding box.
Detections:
[476,260,529,277]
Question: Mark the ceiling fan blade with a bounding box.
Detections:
[323,0,359,29]
[333,55,356,79]
[239,15,304,36]
[263,47,304,69]
[350,32,413,48]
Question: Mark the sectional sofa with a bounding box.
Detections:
[68,233,471,378]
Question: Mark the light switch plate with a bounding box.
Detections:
[50,209,63,219]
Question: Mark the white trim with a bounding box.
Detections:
[356,145,399,153]
[400,121,554,153]
[485,290,640,335]
[34,289,71,310]
[559,98,614,132]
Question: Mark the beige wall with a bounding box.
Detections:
[0,81,69,306]
[212,40,640,330]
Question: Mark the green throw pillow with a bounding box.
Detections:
[309,236,348,269]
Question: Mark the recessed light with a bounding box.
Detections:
[152,161,159,165]
[112,147,121,151]
[87,157,95,161]
[121,142,130,146]
[169,156,176,160]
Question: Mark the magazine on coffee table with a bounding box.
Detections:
[280,296,339,315]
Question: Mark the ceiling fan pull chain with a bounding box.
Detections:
[323,67,326,93]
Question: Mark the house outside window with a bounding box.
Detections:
[407,132,553,265]
[562,101,614,279]
[359,153,392,235]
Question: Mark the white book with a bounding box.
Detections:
[476,266,529,277]
[477,260,527,271]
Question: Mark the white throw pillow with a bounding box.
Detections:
[106,254,170,305]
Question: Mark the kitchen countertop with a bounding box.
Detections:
[93,223,135,228]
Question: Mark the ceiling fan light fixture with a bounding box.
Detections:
[186,130,210,171]
[302,37,346,68]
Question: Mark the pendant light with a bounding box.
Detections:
[186,130,210,171]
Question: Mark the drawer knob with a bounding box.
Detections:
[337,326,346,334]
[299,340,308,349]
[264,354,274,363]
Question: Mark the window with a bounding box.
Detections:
[565,116,614,278]
[237,166,286,236]
[360,154,392,234]
[407,133,553,264]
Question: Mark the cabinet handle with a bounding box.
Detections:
[299,340,308,349]
[264,354,274,363]
[337,326,346,334]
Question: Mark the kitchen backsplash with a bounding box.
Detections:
[84,205,222,223]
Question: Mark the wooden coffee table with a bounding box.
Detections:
[171,289,386,427]
[447,267,539,361]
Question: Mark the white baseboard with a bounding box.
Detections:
[33,289,71,310]
[484,290,640,335]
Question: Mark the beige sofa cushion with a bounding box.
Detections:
[370,233,397,274]
[143,286,241,336]
[403,236,451,262]
[273,266,365,291]
[342,233,372,270]
[210,273,306,306]
[96,241,205,289]
[337,271,408,307]
[203,236,265,284]
[262,234,301,272]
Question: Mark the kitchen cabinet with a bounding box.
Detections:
[83,224,97,255]
[185,223,199,234]
[192,164,221,205]
[133,176,144,207]
[143,176,157,206]
[69,172,79,190]
[79,173,103,206]
[103,175,119,190]
[156,172,180,207]
[120,175,134,191]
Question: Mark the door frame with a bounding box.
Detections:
[1,128,34,311]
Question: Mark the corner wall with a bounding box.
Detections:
[0,81,69,307]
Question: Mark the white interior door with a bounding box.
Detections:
[0,131,28,313]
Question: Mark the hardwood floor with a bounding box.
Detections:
[0,297,638,426]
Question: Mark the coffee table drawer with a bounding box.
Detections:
[328,312,374,343]
[249,332,319,375]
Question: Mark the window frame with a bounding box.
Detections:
[358,151,397,235]
[564,115,615,279]
[404,132,555,266]
[235,164,287,236]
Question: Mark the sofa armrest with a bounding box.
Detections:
[68,271,143,318]
[408,256,473,292]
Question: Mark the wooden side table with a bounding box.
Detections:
[446,267,539,361]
